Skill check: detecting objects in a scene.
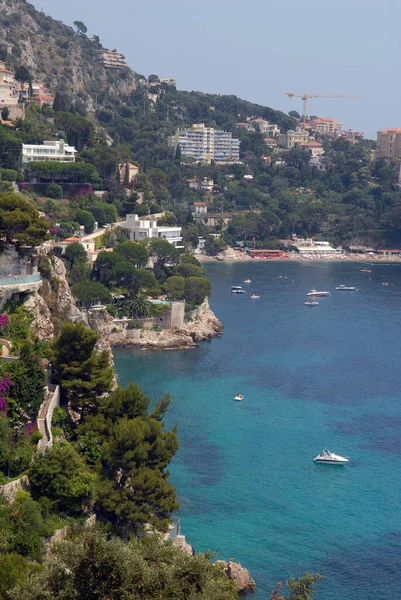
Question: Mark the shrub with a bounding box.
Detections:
[46,183,63,199]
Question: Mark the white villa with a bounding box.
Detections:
[123,214,183,248]
[21,140,77,164]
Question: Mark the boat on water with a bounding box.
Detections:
[314,449,349,465]
[234,394,244,401]
[250,294,260,299]
[335,285,358,291]
[244,279,252,283]
[304,300,319,306]
[231,286,246,294]
[306,289,330,297]
[360,268,372,273]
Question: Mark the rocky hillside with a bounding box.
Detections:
[0,0,136,108]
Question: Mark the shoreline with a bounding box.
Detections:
[198,253,401,264]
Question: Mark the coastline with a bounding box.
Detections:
[197,253,401,264]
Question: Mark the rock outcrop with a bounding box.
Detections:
[216,560,256,594]
[25,244,87,341]
[90,298,223,350]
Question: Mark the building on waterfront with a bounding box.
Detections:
[21,140,77,164]
[170,124,240,164]
[375,128,401,161]
[123,214,183,248]
[277,129,309,149]
[308,117,343,136]
[299,141,324,157]
[98,50,127,69]
[292,238,339,256]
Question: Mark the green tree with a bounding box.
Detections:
[73,20,88,34]
[1,106,9,121]
[147,238,180,268]
[128,292,152,318]
[204,237,227,257]
[72,281,112,307]
[115,240,149,268]
[65,242,87,267]
[52,322,113,415]
[0,193,49,245]
[0,553,39,600]
[6,343,46,418]
[46,183,63,199]
[29,443,96,514]
[184,277,211,307]
[271,573,323,600]
[14,65,31,83]
[76,209,95,233]
[164,275,185,299]
[9,531,238,600]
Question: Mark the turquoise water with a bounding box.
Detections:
[114,262,401,600]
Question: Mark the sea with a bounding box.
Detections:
[114,261,401,600]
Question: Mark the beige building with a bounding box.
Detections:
[375,128,401,161]
[0,60,18,107]
[277,129,309,149]
[299,141,324,157]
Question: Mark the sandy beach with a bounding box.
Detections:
[198,252,401,264]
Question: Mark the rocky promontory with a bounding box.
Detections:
[216,559,256,594]
[89,298,223,350]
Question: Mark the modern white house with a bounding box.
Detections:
[123,214,183,248]
[21,140,77,164]
[293,239,339,256]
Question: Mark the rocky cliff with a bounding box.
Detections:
[24,242,87,340]
[216,560,256,594]
[0,0,136,105]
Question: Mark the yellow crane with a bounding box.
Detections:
[285,92,358,130]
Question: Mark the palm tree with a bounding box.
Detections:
[128,292,152,318]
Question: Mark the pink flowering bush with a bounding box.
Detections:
[0,314,10,330]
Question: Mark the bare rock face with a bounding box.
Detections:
[184,298,223,341]
[216,560,256,594]
[24,292,55,341]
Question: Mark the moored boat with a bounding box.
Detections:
[360,268,372,273]
[234,394,244,401]
[306,289,330,297]
[314,449,349,464]
[250,294,260,299]
[231,285,246,294]
[304,300,319,306]
[244,279,252,283]
[335,285,358,291]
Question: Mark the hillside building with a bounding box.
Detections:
[98,50,127,69]
[21,140,77,164]
[251,118,280,136]
[375,128,401,161]
[191,202,208,215]
[277,130,309,149]
[123,214,183,248]
[0,60,18,107]
[159,78,176,86]
[170,124,240,164]
[299,141,324,157]
[308,117,343,136]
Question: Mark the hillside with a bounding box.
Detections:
[0,0,136,109]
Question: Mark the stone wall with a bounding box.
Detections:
[0,475,30,503]
[37,385,60,452]
[0,246,34,277]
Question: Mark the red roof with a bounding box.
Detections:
[193,202,207,206]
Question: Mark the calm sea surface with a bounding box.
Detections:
[114,261,401,600]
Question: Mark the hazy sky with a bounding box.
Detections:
[32,0,401,138]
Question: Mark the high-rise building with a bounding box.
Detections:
[375,128,401,161]
[171,124,240,163]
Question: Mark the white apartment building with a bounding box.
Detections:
[124,214,183,248]
[173,124,240,163]
[293,239,338,255]
[21,140,77,164]
[159,78,176,86]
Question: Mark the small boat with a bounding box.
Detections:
[306,289,330,297]
[250,294,260,299]
[314,449,349,465]
[360,268,372,273]
[335,285,358,291]
[231,286,246,294]
[244,279,252,283]
[304,300,319,306]
[382,282,389,286]
[234,394,244,401]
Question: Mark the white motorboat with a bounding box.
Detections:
[360,268,372,273]
[314,449,349,465]
[335,285,358,291]
[231,285,246,294]
[234,394,244,401]
[244,279,252,283]
[250,294,260,299]
[304,300,319,306]
[306,289,330,297]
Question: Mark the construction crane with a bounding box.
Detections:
[285,93,358,130]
